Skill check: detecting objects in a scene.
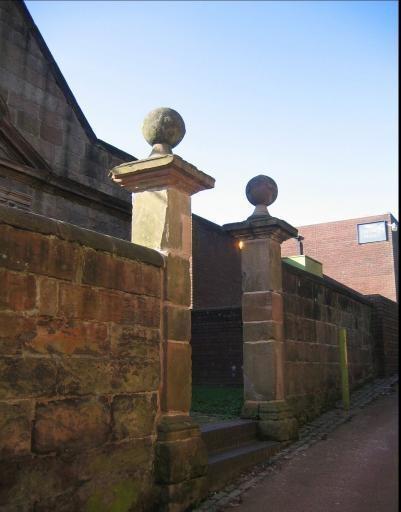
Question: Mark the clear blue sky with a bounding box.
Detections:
[26,0,398,227]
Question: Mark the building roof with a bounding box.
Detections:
[17,0,135,163]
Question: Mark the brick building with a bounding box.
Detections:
[281,214,399,302]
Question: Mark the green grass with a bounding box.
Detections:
[191,386,243,419]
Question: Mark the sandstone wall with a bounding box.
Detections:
[282,263,376,424]
[0,204,164,511]
[368,294,399,377]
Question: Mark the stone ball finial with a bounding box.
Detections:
[142,107,186,157]
[246,175,278,218]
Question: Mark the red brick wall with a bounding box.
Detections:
[281,214,398,302]
[0,205,164,511]
[282,263,376,425]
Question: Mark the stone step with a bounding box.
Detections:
[201,419,258,454]
[207,440,281,492]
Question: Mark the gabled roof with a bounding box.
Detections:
[0,94,51,170]
[18,0,135,163]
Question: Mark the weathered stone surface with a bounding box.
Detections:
[0,225,80,280]
[0,269,36,311]
[82,248,161,298]
[142,107,186,150]
[73,439,155,512]
[161,189,191,254]
[110,324,160,358]
[157,415,200,442]
[257,400,299,440]
[0,357,58,399]
[26,318,110,356]
[132,190,168,251]
[164,305,191,342]
[243,320,283,342]
[0,455,75,509]
[165,254,191,307]
[33,398,110,454]
[56,356,160,396]
[158,476,208,512]
[58,283,160,327]
[164,342,191,413]
[258,417,298,441]
[241,400,260,420]
[0,400,33,458]
[242,291,283,323]
[0,312,36,355]
[112,393,157,440]
[243,341,276,402]
[155,436,207,484]
[38,277,58,316]
[241,238,282,292]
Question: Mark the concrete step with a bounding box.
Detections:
[207,440,281,492]
[201,419,258,454]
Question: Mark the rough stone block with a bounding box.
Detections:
[258,417,298,441]
[0,357,58,399]
[165,254,191,306]
[164,342,191,413]
[157,476,208,512]
[241,238,282,292]
[156,436,207,485]
[33,397,110,454]
[82,248,161,298]
[241,400,259,419]
[0,225,80,280]
[0,269,36,311]
[73,439,155,512]
[58,283,161,327]
[0,312,36,355]
[242,291,283,323]
[112,393,157,440]
[38,277,58,316]
[157,415,200,443]
[110,324,160,358]
[0,400,33,458]
[164,305,191,341]
[25,318,110,356]
[303,319,316,342]
[243,341,276,402]
[243,320,283,342]
[0,454,75,509]
[56,355,160,396]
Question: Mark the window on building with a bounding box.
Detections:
[357,221,387,244]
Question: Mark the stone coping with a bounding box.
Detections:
[111,154,215,195]
[0,204,164,268]
[223,216,298,242]
[283,260,372,306]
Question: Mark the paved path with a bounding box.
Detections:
[227,387,398,512]
[195,375,398,512]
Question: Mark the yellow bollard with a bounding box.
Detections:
[338,328,350,412]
